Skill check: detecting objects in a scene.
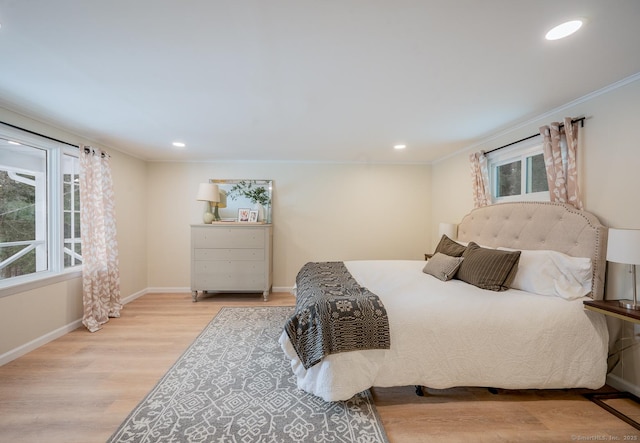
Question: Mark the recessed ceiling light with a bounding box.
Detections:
[393,144,406,150]
[172,141,186,148]
[545,19,583,40]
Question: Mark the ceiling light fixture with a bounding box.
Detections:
[545,19,583,40]
[172,141,186,148]
[394,144,406,150]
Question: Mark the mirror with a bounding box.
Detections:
[210,179,273,223]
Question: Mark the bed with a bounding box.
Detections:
[279,202,610,402]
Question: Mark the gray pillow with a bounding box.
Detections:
[434,235,466,257]
[455,242,521,291]
[423,252,465,281]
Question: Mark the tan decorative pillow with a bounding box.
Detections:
[422,253,465,281]
[455,242,521,291]
[434,235,466,257]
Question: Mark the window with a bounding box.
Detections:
[488,139,550,203]
[63,154,82,267]
[0,126,82,289]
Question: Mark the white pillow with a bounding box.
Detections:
[497,248,592,300]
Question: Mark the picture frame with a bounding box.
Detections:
[248,210,259,223]
[238,208,250,222]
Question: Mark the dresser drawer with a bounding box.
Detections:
[193,274,266,291]
[192,227,265,248]
[194,248,264,261]
[194,260,265,275]
[193,261,266,289]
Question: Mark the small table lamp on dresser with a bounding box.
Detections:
[196,183,220,224]
[607,228,640,310]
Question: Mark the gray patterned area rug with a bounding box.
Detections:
[108,306,389,443]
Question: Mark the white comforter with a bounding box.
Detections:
[279,260,609,401]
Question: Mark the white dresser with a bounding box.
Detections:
[190,223,273,302]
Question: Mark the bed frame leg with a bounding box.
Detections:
[415,385,425,396]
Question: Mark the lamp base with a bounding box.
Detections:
[203,212,215,224]
[618,300,640,310]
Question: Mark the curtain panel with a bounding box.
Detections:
[79,147,121,332]
[469,151,491,208]
[539,117,583,210]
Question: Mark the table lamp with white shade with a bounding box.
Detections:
[607,228,640,310]
[196,183,220,224]
[438,222,458,240]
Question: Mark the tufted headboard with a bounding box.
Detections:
[456,202,608,300]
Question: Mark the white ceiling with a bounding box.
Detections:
[0,1,639,163]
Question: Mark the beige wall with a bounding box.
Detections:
[111,150,148,295]
[430,76,640,394]
[431,77,640,240]
[146,161,432,289]
[0,108,148,357]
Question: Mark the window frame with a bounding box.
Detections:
[0,125,82,298]
[488,137,550,204]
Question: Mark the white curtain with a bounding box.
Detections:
[79,146,121,332]
[469,151,491,208]
[539,117,583,210]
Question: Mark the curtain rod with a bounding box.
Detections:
[485,117,586,155]
[1,120,79,148]
[0,120,108,156]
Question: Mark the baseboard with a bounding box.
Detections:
[121,288,149,304]
[606,373,640,398]
[145,286,296,295]
[1,288,148,367]
[145,287,191,294]
[0,319,83,366]
[0,285,296,367]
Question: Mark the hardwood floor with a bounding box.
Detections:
[0,292,638,442]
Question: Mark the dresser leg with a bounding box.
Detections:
[263,290,269,302]
[192,291,198,302]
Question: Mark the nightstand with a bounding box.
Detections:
[583,299,640,324]
[583,299,640,431]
